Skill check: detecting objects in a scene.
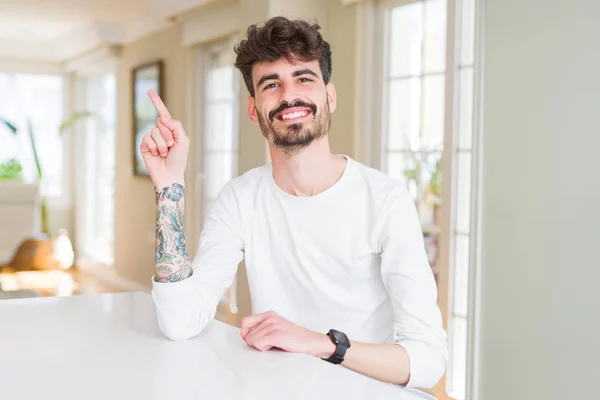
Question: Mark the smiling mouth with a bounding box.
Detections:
[275,109,312,123]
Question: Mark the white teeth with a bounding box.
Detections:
[281,111,307,120]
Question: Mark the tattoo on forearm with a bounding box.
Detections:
[154,183,192,283]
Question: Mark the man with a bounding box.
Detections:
[141,17,447,389]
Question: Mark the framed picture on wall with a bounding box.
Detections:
[132,60,164,176]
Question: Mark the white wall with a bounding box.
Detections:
[478,1,600,399]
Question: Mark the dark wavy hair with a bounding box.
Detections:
[234,16,332,97]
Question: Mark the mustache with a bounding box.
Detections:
[269,101,317,121]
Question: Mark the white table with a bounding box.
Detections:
[0,292,436,400]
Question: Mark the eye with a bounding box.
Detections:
[263,83,279,90]
[298,77,313,83]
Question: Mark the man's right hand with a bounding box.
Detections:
[141,89,190,191]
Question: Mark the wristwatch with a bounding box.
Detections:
[322,329,351,365]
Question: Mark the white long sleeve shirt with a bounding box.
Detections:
[152,156,448,388]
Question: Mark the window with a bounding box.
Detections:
[196,40,240,318]
[447,0,477,398]
[381,0,447,278]
[202,46,239,208]
[0,73,64,198]
[379,0,479,399]
[75,73,116,265]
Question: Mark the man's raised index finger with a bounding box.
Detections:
[148,89,171,120]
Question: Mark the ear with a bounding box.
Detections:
[325,82,337,113]
[247,95,259,125]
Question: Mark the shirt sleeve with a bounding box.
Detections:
[378,184,449,389]
[151,182,245,341]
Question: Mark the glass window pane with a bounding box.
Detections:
[205,103,235,151]
[423,151,442,197]
[403,151,422,199]
[27,75,63,197]
[389,3,423,77]
[423,0,447,73]
[422,151,443,226]
[453,234,470,316]
[448,316,468,399]
[460,0,476,65]
[79,73,116,265]
[387,78,421,150]
[385,152,408,186]
[421,74,445,150]
[96,74,116,264]
[458,68,474,150]
[0,74,17,162]
[204,152,233,199]
[201,43,240,225]
[419,199,435,229]
[455,152,472,233]
[206,55,234,100]
[0,73,63,197]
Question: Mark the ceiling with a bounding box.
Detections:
[0,0,215,62]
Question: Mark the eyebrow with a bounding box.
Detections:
[257,73,279,88]
[256,68,320,89]
[292,69,319,79]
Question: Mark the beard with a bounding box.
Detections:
[257,100,331,155]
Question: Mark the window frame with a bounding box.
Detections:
[376,0,450,276]
[73,72,117,267]
[0,67,70,209]
[193,37,241,320]
[194,38,241,234]
[371,0,484,398]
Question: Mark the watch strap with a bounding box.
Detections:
[324,345,348,364]
[322,331,349,365]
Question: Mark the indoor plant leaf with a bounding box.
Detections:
[27,118,43,180]
[59,111,93,136]
[0,159,23,180]
[0,117,17,134]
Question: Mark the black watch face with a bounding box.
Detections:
[330,329,350,347]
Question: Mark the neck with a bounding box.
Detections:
[269,136,347,197]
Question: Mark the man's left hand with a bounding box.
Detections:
[240,311,335,359]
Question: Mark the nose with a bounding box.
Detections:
[278,81,301,106]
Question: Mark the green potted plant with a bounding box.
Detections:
[0,119,22,180]
[0,117,38,269]
[0,118,20,180]
[0,158,22,180]
[0,113,92,272]
[1,113,92,235]
[426,157,442,226]
[28,112,92,235]
[0,117,17,134]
